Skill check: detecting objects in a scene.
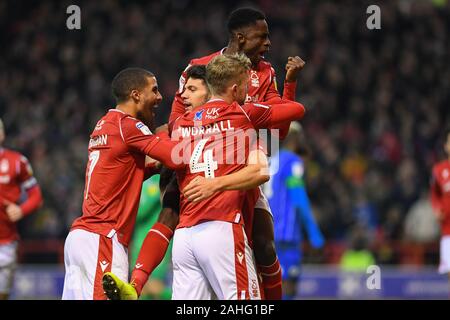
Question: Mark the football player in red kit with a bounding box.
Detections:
[119,8,305,300]
[62,68,185,300]
[430,126,450,285]
[0,117,43,300]
[168,54,305,299]
[103,54,306,299]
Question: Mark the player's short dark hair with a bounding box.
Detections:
[227,7,266,33]
[111,68,154,103]
[186,65,207,83]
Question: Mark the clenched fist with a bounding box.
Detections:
[285,56,306,83]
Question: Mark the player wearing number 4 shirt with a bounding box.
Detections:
[62,68,185,300]
[169,54,305,300]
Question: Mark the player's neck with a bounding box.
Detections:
[224,42,240,55]
[116,102,137,118]
[209,94,233,105]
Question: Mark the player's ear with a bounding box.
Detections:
[235,31,245,45]
[130,89,140,103]
[230,83,238,97]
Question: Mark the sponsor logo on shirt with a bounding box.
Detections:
[136,122,152,135]
[245,94,259,103]
[205,108,220,120]
[194,109,204,121]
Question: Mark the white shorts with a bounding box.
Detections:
[62,229,129,300]
[0,241,18,294]
[254,186,273,217]
[438,235,450,274]
[172,221,261,300]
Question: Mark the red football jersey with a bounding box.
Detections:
[431,160,450,235]
[172,98,304,230]
[170,48,296,123]
[71,109,183,246]
[0,148,38,243]
[170,49,298,240]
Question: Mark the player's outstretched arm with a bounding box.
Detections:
[182,149,270,202]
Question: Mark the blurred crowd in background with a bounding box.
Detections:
[0,0,449,264]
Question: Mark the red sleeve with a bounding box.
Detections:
[17,156,34,185]
[262,69,299,139]
[430,168,443,212]
[120,118,185,170]
[243,101,305,131]
[20,185,43,216]
[282,81,297,101]
[169,62,193,123]
[262,67,282,104]
[15,156,42,215]
[144,158,161,180]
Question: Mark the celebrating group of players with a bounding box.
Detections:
[62,7,307,300]
[1,6,450,301]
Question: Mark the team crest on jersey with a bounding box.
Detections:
[136,122,152,135]
[0,159,9,173]
[250,70,260,87]
[194,109,204,121]
[443,169,449,180]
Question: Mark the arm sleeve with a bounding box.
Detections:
[262,68,299,139]
[243,100,305,131]
[144,157,161,180]
[263,68,283,103]
[20,185,43,216]
[120,118,186,170]
[17,157,43,216]
[169,62,192,123]
[286,161,325,248]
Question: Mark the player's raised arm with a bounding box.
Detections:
[264,56,305,138]
[243,100,305,131]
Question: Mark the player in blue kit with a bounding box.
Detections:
[263,122,324,299]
